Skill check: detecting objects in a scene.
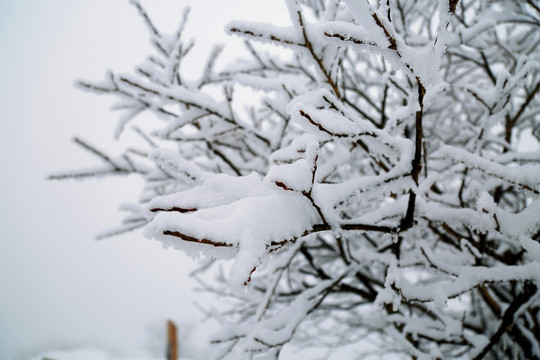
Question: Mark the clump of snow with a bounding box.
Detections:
[145,172,321,287]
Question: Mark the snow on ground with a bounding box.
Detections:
[31,348,196,360]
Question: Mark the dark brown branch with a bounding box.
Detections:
[77,80,115,93]
[129,0,168,56]
[48,169,129,180]
[299,110,375,139]
[478,286,502,318]
[207,142,242,176]
[412,81,425,185]
[508,81,540,134]
[526,0,540,13]
[472,283,538,360]
[300,245,375,300]
[297,11,342,98]
[73,137,122,171]
[324,32,378,47]
[229,27,298,47]
[150,207,197,213]
[162,220,397,253]
[163,230,233,248]
[399,80,425,231]
[380,84,389,128]
[370,12,397,50]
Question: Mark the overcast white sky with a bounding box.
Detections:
[0,1,288,359]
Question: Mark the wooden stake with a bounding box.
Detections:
[167,320,178,360]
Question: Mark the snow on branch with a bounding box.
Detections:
[55,0,540,358]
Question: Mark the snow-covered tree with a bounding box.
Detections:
[52,0,540,358]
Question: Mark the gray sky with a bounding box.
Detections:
[0,1,287,359]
